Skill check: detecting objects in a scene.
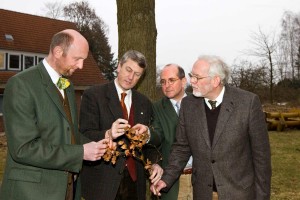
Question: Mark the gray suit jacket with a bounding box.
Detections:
[0,63,85,200]
[162,85,271,200]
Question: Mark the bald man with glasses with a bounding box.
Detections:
[151,64,193,200]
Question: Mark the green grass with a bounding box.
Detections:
[0,148,6,184]
[0,131,300,199]
[269,130,300,200]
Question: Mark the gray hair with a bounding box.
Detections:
[119,50,147,69]
[198,55,230,85]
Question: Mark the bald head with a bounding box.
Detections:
[49,29,89,56]
[160,63,187,101]
[161,64,185,79]
[47,29,89,76]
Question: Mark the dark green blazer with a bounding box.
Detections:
[152,96,180,200]
[0,63,85,200]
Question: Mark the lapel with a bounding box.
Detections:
[162,97,178,123]
[65,85,76,124]
[212,85,234,149]
[37,63,69,122]
[107,82,124,120]
[132,89,146,124]
[196,97,211,149]
[161,97,179,141]
[186,96,211,149]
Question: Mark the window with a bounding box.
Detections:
[8,53,21,70]
[0,52,5,70]
[37,56,44,64]
[24,55,35,69]
[5,34,14,41]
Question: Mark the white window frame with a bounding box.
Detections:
[23,54,35,69]
[0,51,5,70]
[37,56,45,64]
[8,53,21,70]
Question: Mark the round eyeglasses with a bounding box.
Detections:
[160,78,180,86]
[188,73,210,83]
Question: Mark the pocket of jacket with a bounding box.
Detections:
[8,168,42,183]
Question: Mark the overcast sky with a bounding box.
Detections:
[1,0,299,72]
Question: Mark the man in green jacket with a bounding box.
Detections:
[152,64,192,199]
[0,29,108,200]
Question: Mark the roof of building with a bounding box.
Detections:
[0,8,107,86]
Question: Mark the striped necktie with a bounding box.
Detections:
[208,100,217,110]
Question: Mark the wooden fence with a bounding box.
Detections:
[265,112,300,131]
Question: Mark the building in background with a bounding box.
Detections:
[0,9,107,131]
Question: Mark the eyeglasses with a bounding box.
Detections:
[188,73,210,83]
[160,78,180,86]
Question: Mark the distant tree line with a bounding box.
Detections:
[44,2,300,104]
[230,11,300,104]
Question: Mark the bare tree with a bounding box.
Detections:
[42,1,64,19]
[64,1,116,80]
[116,0,157,101]
[280,11,300,79]
[41,1,116,79]
[231,60,268,92]
[296,46,300,78]
[276,39,290,80]
[247,27,277,103]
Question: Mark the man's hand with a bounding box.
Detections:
[110,118,130,139]
[83,139,109,161]
[149,164,163,185]
[132,123,149,136]
[150,180,167,196]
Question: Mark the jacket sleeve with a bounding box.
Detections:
[249,95,272,199]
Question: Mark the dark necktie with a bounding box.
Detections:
[120,92,137,181]
[208,100,217,110]
[120,92,128,120]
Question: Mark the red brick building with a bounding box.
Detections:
[0,9,108,132]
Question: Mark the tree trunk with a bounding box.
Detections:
[117,0,157,101]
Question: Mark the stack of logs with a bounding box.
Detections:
[265,111,300,131]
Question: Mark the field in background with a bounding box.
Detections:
[0,131,300,199]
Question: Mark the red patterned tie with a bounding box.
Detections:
[120,93,128,120]
[120,92,137,181]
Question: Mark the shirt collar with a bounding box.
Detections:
[170,93,187,107]
[43,59,61,85]
[204,86,225,108]
[114,79,132,101]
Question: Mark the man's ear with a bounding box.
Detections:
[53,46,63,58]
[181,77,187,88]
[116,63,121,73]
[213,76,221,87]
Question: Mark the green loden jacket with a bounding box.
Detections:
[0,63,88,200]
[152,96,180,200]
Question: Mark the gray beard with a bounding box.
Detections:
[192,91,203,97]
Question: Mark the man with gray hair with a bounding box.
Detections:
[151,55,271,200]
[80,50,163,200]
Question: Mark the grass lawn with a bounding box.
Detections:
[0,130,300,199]
[269,130,300,200]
